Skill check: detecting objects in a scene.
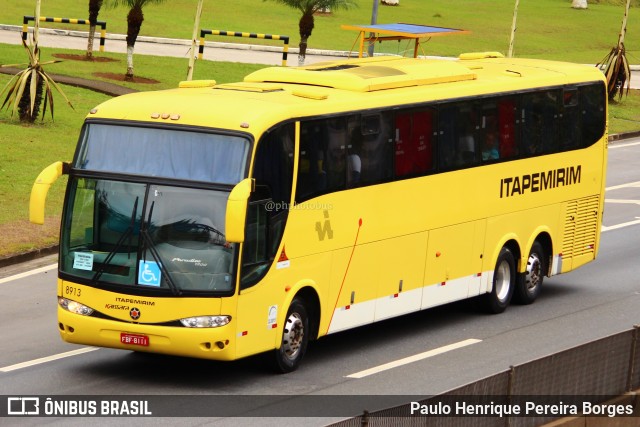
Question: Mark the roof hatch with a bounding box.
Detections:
[244,57,476,92]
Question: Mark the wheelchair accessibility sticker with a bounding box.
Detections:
[138,260,161,287]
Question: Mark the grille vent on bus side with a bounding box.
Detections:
[562,195,600,260]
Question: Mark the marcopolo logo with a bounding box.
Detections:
[315,210,334,241]
[130,307,141,320]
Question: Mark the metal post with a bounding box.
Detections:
[507,0,519,58]
[360,410,369,426]
[628,325,639,392]
[367,0,379,58]
[34,0,41,47]
[187,0,204,81]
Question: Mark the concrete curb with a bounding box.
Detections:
[0,23,353,58]
[0,66,137,96]
[0,245,58,269]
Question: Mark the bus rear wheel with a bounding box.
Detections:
[514,242,545,305]
[482,247,515,314]
[273,298,309,373]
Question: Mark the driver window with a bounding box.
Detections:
[240,123,295,289]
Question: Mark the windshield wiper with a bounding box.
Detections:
[140,201,181,296]
[91,196,138,284]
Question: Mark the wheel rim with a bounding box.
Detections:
[525,253,542,294]
[495,259,511,302]
[282,312,304,361]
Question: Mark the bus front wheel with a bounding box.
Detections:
[273,298,309,373]
[514,242,545,305]
[482,247,515,314]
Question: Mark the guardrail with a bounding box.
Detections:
[327,325,640,426]
[22,15,107,52]
[198,29,289,66]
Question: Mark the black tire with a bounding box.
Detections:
[514,242,546,305]
[481,247,516,314]
[273,298,309,373]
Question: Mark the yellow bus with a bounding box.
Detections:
[30,53,607,372]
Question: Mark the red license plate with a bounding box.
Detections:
[120,333,149,347]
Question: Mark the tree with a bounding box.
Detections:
[1,0,72,122]
[86,0,104,59]
[109,0,167,79]
[266,0,357,66]
[597,0,632,100]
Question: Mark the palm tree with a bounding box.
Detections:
[597,0,632,100]
[86,0,104,59]
[109,0,167,79]
[1,0,72,122]
[266,0,357,66]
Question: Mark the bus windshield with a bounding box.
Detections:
[75,123,250,184]
[61,179,236,295]
[59,123,251,296]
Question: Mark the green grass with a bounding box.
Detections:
[609,90,640,133]
[0,75,107,223]
[1,44,267,92]
[2,0,639,63]
[0,72,109,256]
[0,48,266,257]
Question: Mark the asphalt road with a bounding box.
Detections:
[0,138,639,426]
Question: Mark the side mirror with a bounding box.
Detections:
[225,178,255,243]
[29,161,69,225]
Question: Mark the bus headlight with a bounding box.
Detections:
[180,316,231,328]
[58,297,94,316]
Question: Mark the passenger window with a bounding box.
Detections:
[521,90,559,156]
[325,117,349,191]
[480,106,500,162]
[296,113,392,200]
[439,104,479,170]
[354,113,393,185]
[561,89,581,150]
[394,109,435,177]
[297,121,328,202]
[580,83,606,147]
[498,98,519,159]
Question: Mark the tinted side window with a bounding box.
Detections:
[561,89,581,150]
[253,124,294,206]
[296,117,349,202]
[521,90,560,156]
[296,114,392,201]
[351,113,393,186]
[296,121,327,202]
[325,117,349,191]
[394,109,436,177]
[497,98,519,159]
[580,83,606,147]
[241,123,294,289]
[439,103,479,170]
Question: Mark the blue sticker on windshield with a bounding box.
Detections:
[138,260,161,287]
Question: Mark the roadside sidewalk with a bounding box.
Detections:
[0,24,350,66]
[1,24,639,89]
[0,24,640,89]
